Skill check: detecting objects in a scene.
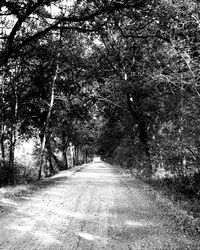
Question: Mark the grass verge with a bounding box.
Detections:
[0,164,85,217]
[117,166,200,236]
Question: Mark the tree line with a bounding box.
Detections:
[0,0,200,196]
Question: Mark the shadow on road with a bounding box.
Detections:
[0,164,88,216]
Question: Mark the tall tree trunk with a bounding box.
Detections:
[1,75,6,167]
[138,120,152,176]
[38,63,58,180]
[46,136,54,175]
[176,79,187,176]
[127,93,152,176]
[62,150,68,169]
[69,143,74,168]
[9,130,16,168]
[74,145,78,165]
[61,132,68,169]
[8,131,16,184]
[85,148,88,163]
[0,125,6,166]
[8,81,18,184]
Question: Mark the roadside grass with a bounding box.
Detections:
[0,164,85,217]
[117,166,200,236]
[145,178,200,235]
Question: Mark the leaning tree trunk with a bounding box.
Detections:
[38,64,58,180]
[48,146,63,170]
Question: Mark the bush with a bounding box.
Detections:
[0,161,12,185]
[0,160,39,186]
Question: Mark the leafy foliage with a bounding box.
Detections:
[0,0,200,197]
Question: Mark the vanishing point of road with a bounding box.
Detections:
[0,159,199,249]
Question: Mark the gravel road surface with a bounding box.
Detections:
[0,159,199,249]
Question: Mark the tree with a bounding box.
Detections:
[0,0,151,67]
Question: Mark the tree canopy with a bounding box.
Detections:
[0,0,200,195]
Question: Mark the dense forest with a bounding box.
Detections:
[0,0,200,197]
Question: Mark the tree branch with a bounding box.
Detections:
[117,24,171,43]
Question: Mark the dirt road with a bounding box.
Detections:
[0,159,199,249]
